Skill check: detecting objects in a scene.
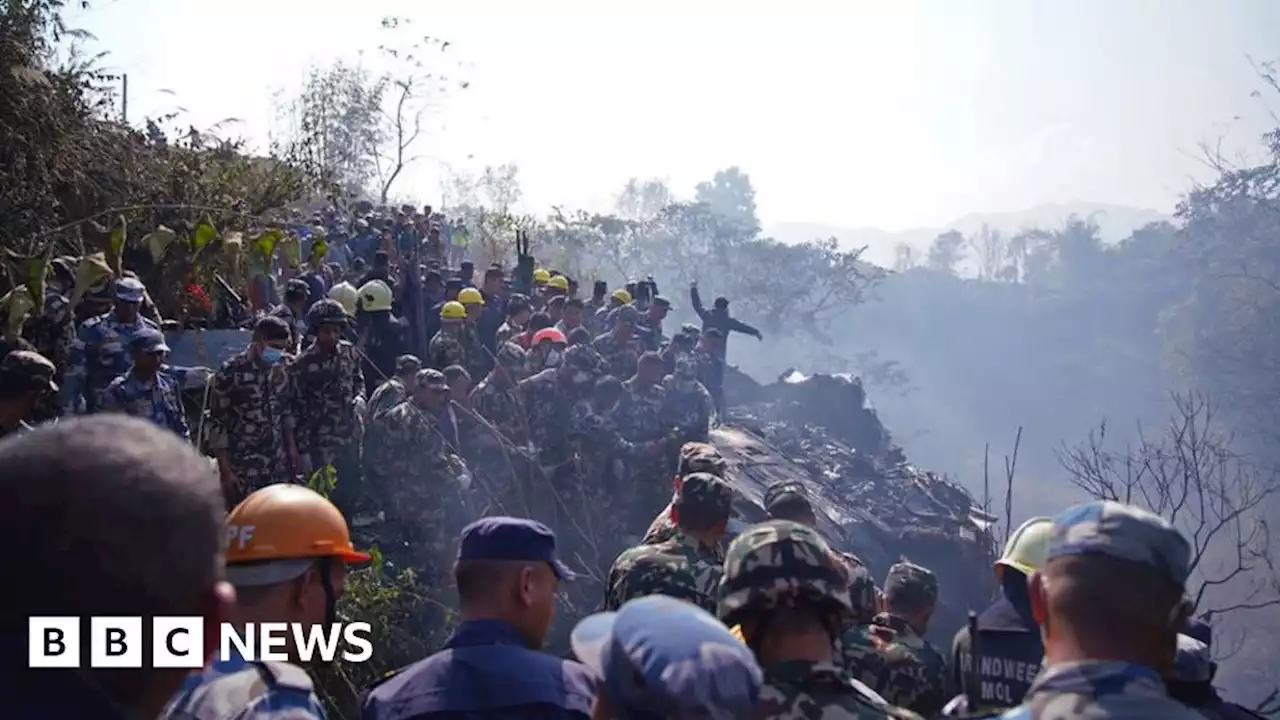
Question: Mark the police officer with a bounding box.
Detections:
[995,501,1202,719]
[162,484,371,719]
[362,517,596,719]
[571,594,763,719]
[0,350,58,439]
[949,516,1051,712]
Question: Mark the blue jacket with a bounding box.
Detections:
[361,619,596,720]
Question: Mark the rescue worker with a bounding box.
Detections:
[546,295,567,326]
[571,595,763,720]
[660,353,714,446]
[101,328,208,441]
[695,328,726,419]
[428,300,476,372]
[532,267,552,297]
[518,344,607,470]
[0,349,58,439]
[443,365,472,410]
[456,287,491,382]
[593,288,631,330]
[994,501,1201,719]
[584,280,608,330]
[545,273,570,299]
[529,327,568,374]
[362,368,465,583]
[949,516,1051,711]
[614,352,670,516]
[718,520,922,719]
[566,326,592,347]
[21,255,76,396]
[689,280,762,359]
[842,562,948,716]
[604,472,732,614]
[2,415,231,718]
[208,316,301,506]
[367,354,422,421]
[640,441,729,546]
[557,297,586,336]
[516,312,554,350]
[471,342,531,447]
[362,517,595,719]
[592,305,643,380]
[270,278,312,352]
[161,484,370,719]
[356,279,409,395]
[328,279,359,317]
[64,275,161,413]
[496,294,531,347]
[636,295,671,351]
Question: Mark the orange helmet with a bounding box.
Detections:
[532,327,567,346]
[225,484,371,566]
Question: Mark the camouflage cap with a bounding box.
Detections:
[677,442,726,477]
[562,344,606,374]
[1170,633,1213,683]
[0,350,58,393]
[763,481,810,515]
[1048,501,1191,587]
[675,472,734,520]
[673,354,698,379]
[718,519,852,625]
[497,342,528,370]
[307,298,349,328]
[285,278,311,296]
[883,561,938,607]
[416,368,448,391]
[395,354,422,373]
[615,305,640,325]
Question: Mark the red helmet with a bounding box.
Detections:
[532,328,567,346]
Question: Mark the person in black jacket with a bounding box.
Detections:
[688,281,762,360]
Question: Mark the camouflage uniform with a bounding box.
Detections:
[0,350,57,439]
[660,355,714,445]
[288,339,365,469]
[837,551,882,623]
[996,500,1201,720]
[207,351,296,495]
[22,287,74,387]
[568,397,652,548]
[428,326,468,371]
[841,565,948,716]
[615,375,670,518]
[471,342,530,446]
[101,365,194,440]
[64,310,160,412]
[719,520,923,720]
[159,652,325,719]
[368,377,410,420]
[517,345,605,467]
[495,320,523,347]
[592,330,644,381]
[604,472,732,614]
[641,442,727,546]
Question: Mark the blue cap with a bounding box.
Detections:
[457,516,574,580]
[115,276,145,303]
[570,595,762,720]
[1047,501,1191,587]
[130,328,170,354]
[1171,633,1213,682]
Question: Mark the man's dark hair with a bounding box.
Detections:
[592,280,607,297]
[713,297,729,310]
[564,297,584,310]
[768,495,816,526]
[528,313,553,333]
[254,316,291,342]
[0,416,224,700]
[1043,554,1184,647]
[507,300,530,318]
[546,295,566,310]
[702,328,724,342]
[674,496,729,533]
[442,364,471,385]
[567,327,592,346]
[594,375,623,405]
[374,250,390,267]
[637,351,665,369]
[484,266,505,284]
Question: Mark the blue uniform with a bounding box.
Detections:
[161,647,326,719]
[101,365,195,440]
[64,311,160,413]
[361,619,595,720]
[997,661,1202,720]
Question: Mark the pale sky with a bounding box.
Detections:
[70,0,1280,231]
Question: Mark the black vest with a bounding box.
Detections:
[950,593,1044,711]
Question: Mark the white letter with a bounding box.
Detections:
[221,623,255,662]
[259,622,289,662]
[342,623,373,663]
[290,623,342,663]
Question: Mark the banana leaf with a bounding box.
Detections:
[143,226,177,264]
[191,218,217,263]
[307,236,329,270]
[1,285,34,342]
[249,229,284,277]
[107,215,127,274]
[25,244,53,316]
[279,234,301,270]
[67,252,113,316]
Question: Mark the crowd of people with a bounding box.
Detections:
[0,205,1264,719]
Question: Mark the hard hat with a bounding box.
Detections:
[358,279,394,312]
[327,281,358,316]
[995,516,1053,578]
[225,484,371,566]
[546,275,568,291]
[532,327,567,346]
[458,287,485,306]
[440,300,467,320]
[612,288,633,304]
[533,268,551,284]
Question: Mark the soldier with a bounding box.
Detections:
[471,342,531,447]
[583,280,608,335]
[495,294,531,347]
[636,295,671,351]
[289,299,365,504]
[363,368,464,583]
[528,327,567,375]
[0,350,58,439]
[207,316,301,506]
[661,353,715,446]
[592,304,644,380]
[993,501,1202,719]
[443,364,472,410]
[719,520,922,719]
[695,328,726,420]
[571,595,762,719]
[518,343,606,469]
[269,278,312,352]
[161,485,369,719]
[615,351,671,515]
[364,517,595,719]
[428,300,472,371]
[64,276,161,413]
[641,441,728,546]
[366,354,422,421]
[842,562,948,716]
[456,287,491,382]
[21,255,76,396]
[101,328,210,441]
[604,471,732,614]
[569,376,664,512]
[556,296,586,337]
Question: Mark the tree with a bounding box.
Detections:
[694,166,759,235]
[926,230,965,274]
[968,224,1008,281]
[892,242,921,273]
[615,177,673,221]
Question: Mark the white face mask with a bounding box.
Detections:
[544,349,563,368]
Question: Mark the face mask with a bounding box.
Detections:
[262,347,285,365]
[544,350,563,368]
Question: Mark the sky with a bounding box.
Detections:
[69,0,1280,231]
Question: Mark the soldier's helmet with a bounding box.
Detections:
[307,298,350,330]
[718,519,852,627]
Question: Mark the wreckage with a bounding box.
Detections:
[168,328,997,646]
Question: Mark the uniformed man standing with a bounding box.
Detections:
[366,355,422,421]
[101,328,209,441]
[949,516,1051,712]
[640,441,728,546]
[0,350,58,439]
[994,501,1203,719]
[64,276,160,413]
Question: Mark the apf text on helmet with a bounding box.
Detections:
[28,617,374,668]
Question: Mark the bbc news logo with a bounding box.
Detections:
[29,617,374,668]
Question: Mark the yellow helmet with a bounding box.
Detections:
[358,280,394,313]
[533,268,551,285]
[327,281,359,316]
[611,288,633,305]
[440,300,467,320]
[458,287,485,306]
[546,275,569,291]
[995,516,1053,578]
